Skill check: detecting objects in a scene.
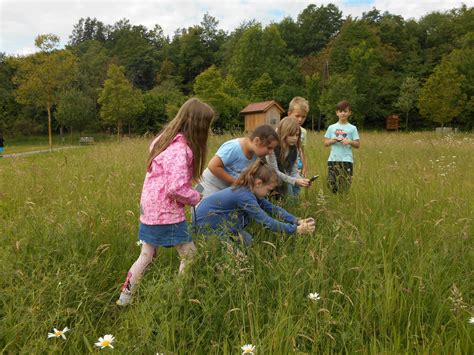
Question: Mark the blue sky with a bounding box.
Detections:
[0,0,471,56]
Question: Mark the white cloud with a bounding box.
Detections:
[0,0,471,55]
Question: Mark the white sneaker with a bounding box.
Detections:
[116,289,132,306]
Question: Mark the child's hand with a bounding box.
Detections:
[296,178,310,187]
[298,217,315,226]
[341,138,351,145]
[296,221,315,235]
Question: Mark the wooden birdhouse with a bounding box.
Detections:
[386,114,400,130]
[240,100,285,133]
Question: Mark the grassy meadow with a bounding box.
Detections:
[0,131,473,353]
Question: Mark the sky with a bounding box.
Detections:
[1,0,472,56]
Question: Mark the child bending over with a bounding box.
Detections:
[194,159,315,246]
[196,124,279,198]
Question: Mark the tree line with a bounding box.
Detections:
[0,3,473,142]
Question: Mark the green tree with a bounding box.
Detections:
[319,74,362,127]
[13,35,77,149]
[194,65,245,131]
[249,73,273,101]
[296,3,343,56]
[305,74,321,130]
[394,77,420,130]
[419,61,466,127]
[140,80,186,133]
[56,89,97,140]
[98,64,144,140]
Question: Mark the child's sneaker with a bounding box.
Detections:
[116,289,132,306]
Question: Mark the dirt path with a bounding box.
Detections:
[2,146,84,158]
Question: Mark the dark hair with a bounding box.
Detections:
[336,100,352,112]
[233,159,278,189]
[147,98,215,182]
[249,124,279,146]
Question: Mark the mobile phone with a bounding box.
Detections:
[309,175,319,183]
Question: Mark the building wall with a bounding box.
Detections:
[245,113,266,133]
[244,105,283,133]
[265,107,281,129]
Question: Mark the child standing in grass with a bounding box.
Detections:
[324,100,360,193]
[194,159,315,246]
[117,98,215,306]
[287,97,310,194]
[266,117,311,196]
[196,124,279,198]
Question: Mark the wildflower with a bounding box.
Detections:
[307,292,321,301]
[469,317,474,324]
[241,344,256,354]
[95,334,115,349]
[136,240,144,246]
[48,327,69,340]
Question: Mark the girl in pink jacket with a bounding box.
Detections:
[117,98,215,306]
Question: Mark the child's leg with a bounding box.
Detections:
[121,243,157,293]
[175,242,196,274]
[340,162,353,192]
[327,162,338,193]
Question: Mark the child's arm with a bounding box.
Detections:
[299,146,307,177]
[324,138,338,147]
[342,139,360,148]
[165,144,201,206]
[239,193,297,234]
[266,152,299,186]
[259,198,298,224]
[207,155,235,185]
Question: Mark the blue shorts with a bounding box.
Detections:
[138,221,192,247]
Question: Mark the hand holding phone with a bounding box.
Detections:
[309,175,319,183]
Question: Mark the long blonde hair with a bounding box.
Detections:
[233,159,278,189]
[277,117,300,164]
[147,98,215,182]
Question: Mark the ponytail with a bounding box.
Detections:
[233,159,278,189]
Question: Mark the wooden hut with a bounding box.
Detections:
[386,114,400,130]
[240,100,285,133]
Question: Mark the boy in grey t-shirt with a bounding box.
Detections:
[323,101,360,193]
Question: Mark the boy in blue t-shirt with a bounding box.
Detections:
[323,101,360,193]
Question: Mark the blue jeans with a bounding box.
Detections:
[288,183,301,196]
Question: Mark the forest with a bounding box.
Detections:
[1,3,473,137]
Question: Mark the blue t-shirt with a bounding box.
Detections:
[199,139,256,196]
[324,122,359,163]
[194,187,298,235]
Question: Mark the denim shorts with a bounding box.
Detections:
[138,221,192,247]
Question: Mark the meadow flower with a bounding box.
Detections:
[95,334,115,349]
[241,344,255,354]
[48,327,69,339]
[307,292,321,301]
[469,317,474,324]
[136,240,144,246]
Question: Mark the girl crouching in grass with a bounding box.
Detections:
[193,159,315,246]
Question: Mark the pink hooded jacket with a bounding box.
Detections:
[139,133,200,225]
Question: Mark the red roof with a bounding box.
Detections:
[240,100,285,114]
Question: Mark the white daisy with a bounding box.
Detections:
[136,240,144,246]
[307,292,321,301]
[469,317,474,324]
[241,344,255,354]
[95,334,115,349]
[47,327,69,340]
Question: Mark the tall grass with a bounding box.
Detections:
[0,132,472,353]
